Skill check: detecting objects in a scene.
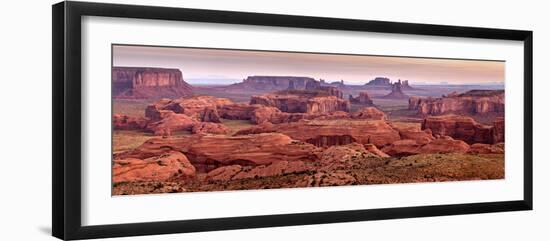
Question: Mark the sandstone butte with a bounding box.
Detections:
[112,67,193,99]
[409,89,504,115]
[421,114,504,144]
[349,91,374,106]
[380,80,410,99]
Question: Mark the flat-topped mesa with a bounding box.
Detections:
[349,92,374,105]
[409,89,504,115]
[112,67,193,99]
[230,76,318,91]
[380,80,409,99]
[365,77,391,86]
[250,89,350,114]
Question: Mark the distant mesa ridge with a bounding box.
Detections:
[112,66,193,99]
[228,76,318,91]
[365,77,414,90]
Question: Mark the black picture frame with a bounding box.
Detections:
[52,1,533,240]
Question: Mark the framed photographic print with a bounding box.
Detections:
[52,1,533,240]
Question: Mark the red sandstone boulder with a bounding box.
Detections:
[146,96,233,122]
[250,106,283,124]
[351,107,386,120]
[390,122,434,145]
[382,139,422,156]
[191,122,230,135]
[146,113,196,136]
[113,114,149,130]
[112,151,195,183]
[421,115,494,144]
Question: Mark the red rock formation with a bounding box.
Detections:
[418,139,470,154]
[112,67,193,99]
[382,139,422,156]
[390,123,434,145]
[493,117,505,143]
[218,103,259,120]
[191,122,230,135]
[351,107,386,120]
[380,80,409,99]
[250,92,350,114]
[349,92,374,105]
[145,96,233,122]
[146,113,196,136]
[116,133,320,172]
[112,151,195,183]
[235,119,401,148]
[113,114,149,130]
[421,115,496,144]
[364,144,390,157]
[409,90,504,115]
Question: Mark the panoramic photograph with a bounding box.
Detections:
[111,44,505,195]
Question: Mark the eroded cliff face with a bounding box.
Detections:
[409,90,504,115]
[421,115,503,144]
[112,67,193,99]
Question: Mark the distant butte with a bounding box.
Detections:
[380,80,410,99]
[112,67,193,99]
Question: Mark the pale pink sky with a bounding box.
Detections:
[113,45,504,85]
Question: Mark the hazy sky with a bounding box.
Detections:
[113,45,504,85]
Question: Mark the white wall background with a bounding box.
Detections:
[0,0,547,240]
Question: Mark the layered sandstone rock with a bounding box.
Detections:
[418,139,470,154]
[145,96,233,122]
[191,122,230,135]
[250,92,350,114]
[146,113,196,136]
[235,119,401,148]
[349,92,374,105]
[112,151,195,183]
[421,115,497,144]
[113,114,149,130]
[116,133,320,172]
[492,117,505,143]
[112,67,193,99]
[351,107,386,120]
[390,122,434,145]
[409,89,504,115]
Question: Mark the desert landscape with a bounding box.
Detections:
[112,46,505,195]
